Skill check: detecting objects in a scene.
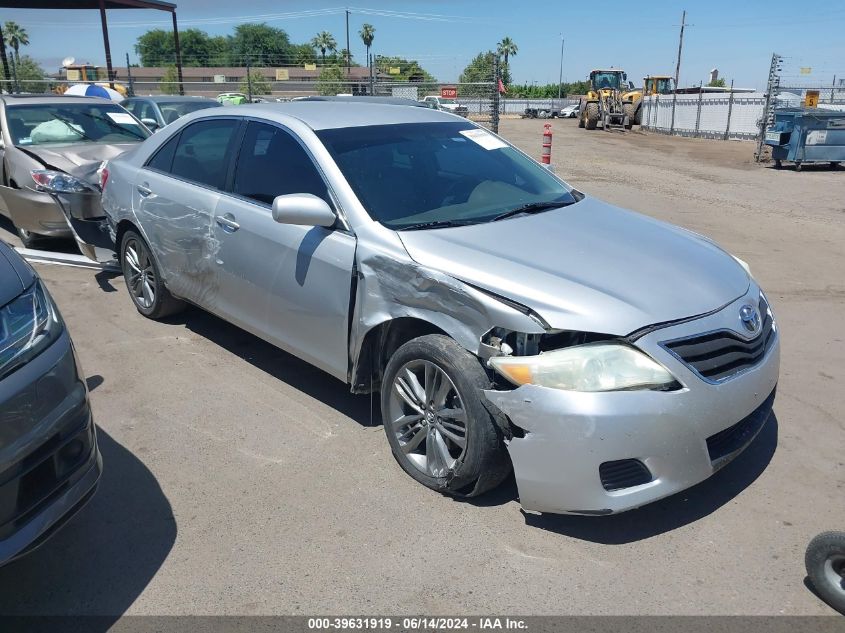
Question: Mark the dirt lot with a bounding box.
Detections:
[0,119,843,617]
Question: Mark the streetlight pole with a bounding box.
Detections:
[558,36,565,100]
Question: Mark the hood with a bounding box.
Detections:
[0,241,34,307]
[19,142,138,186]
[397,197,750,336]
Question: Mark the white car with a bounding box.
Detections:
[421,96,469,117]
[560,104,580,118]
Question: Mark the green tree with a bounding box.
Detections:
[376,56,435,82]
[240,70,271,96]
[459,51,510,94]
[0,55,45,93]
[231,23,293,66]
[135,29,176,66]
[496,36,517,83]
[293,43,316,66]
[159,65,180,94]
[359,23,375,68]
[311,31,337,65]
[707,77,726,88]
[4,21,29,68]
[317,64,345,96]
[207,35,232,66]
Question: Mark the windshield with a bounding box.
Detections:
[656,78,672,94]
[159,100,222,119]
[592,72,621,90]
[317,122,577,229]
[439,99,457,105]
[5,102,150,146]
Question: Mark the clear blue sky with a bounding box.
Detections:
[3,0,844,89]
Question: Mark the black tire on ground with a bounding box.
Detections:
[15,226,41,249]
[795,162,803,172]
[585,102,599,130]
[774,160,782,169]
[578,114,585,128]
[634,104,643,125]
[120,229,186,319]
[622,103,637,129]
[380,334,511,498]
[805,531,845,614]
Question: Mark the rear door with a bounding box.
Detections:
[132,117,243,305]
[211,120,356,380]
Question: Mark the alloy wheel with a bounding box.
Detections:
[124,237,156,309]
[388,360,468,477]
[825,554,845,596]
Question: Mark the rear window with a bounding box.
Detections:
[5,103,149,146]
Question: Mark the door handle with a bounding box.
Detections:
[216,214,240,232]
[136,184,152,197]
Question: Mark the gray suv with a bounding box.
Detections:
[66,102,779,515]
[0,239,101,563]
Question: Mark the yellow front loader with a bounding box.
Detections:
[579,69,641,130]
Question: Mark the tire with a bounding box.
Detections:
[15,226,41,249]
[622,103,637,129]
[805,531,845,614]
[381,334,511,498]
[585,102,599,130]
[120,230,186,319]
[634,104,643,125]
[578,114,585,128]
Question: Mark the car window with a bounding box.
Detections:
[170,118,240,189]
[4,103,149,146]
[146,131,180,172]
[232,121,330,206]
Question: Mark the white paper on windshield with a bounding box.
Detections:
[459,128,507,150]
[106,112,138,125]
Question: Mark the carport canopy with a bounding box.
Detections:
[0,0,184,94]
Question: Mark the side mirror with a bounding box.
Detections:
[141,118,160,131]
[272,193,336,227]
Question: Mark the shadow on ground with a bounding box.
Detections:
[0,428,176,622]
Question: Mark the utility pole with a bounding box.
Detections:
[125,52,135,97]
[557,36,565,100]
[669,9,687,134]
[245,58,253,102]
[832,75,837,104]
[345,9,351,74]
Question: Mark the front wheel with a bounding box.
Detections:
[806,531,845,614]
[585,102,599,130]
[120,230,186,319]
[381,334,510,498]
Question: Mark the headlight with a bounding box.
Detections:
[0,279,63,379]
[488,342,676,392]
[31,169,96,193]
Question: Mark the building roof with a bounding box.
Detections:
[111,66,387,81]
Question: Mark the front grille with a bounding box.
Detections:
[599,459,653,491]
[662,294,775,382]
[706,388,776,465]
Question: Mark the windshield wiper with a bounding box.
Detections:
[491,200,570,222]
[397,219,478,231]
[50,114,96,142]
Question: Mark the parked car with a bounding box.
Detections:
[0,94,151,248]
[121,95,222,131]
[421,95,469,117]
[68,103,779,515]
[560,103,580,118]
[0,238,101,564]
[216,93,249,105]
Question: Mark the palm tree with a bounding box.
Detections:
[359,23,375,69]
[311,31,337,65]
[496,36,518,72]
[4,22,28,68]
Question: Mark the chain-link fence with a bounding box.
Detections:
[641,91,766,140]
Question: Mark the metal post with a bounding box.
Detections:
[557,36,564,99]
[492,57,500,135]
[125,52,135,97]
[246,59,253,102]
[0,25,10,94]
[831,75,837,104]
[694,81,703,137]
[755,54,781,161]
[172,11,185,96]
[670,9,687,134]
[98,0,115,89]
[724,79,735,141]
[345,9,351,73]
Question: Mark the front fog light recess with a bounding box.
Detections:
[489,342,676,392]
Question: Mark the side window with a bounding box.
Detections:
[123,100,139,116]
[171,119,239,189]
[146,132,180,172]
[232,121,330,206]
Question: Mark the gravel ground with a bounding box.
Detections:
[0,119,843,617]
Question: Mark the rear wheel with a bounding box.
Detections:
[585,102,599,130]
[381,334,510,498]
[120,230,186,319]
[15,227,41,249]
[623,103,637,129]
[805,531,845,614]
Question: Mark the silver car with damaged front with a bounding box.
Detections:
[73,102,779,515]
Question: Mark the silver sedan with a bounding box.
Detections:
[68,102,779,515]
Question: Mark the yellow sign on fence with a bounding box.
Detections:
[804,90,820,107]
[800,67,812,75]
[304,63,317,71]
[275,69,289,81]
[389,66,401,75]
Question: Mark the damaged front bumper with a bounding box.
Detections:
[483,292,781,515]
[0,186,74,238]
